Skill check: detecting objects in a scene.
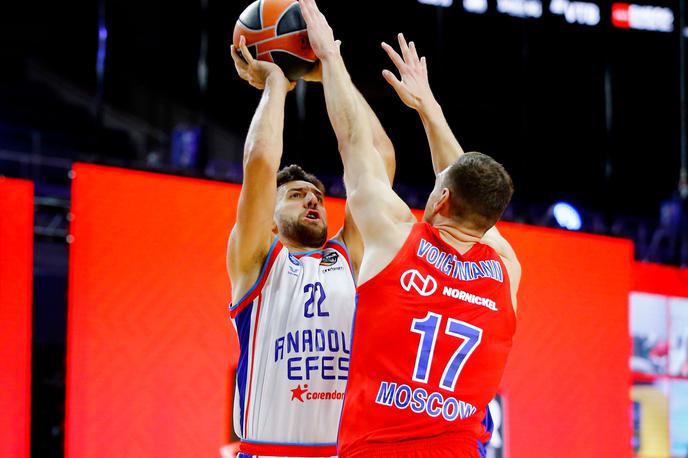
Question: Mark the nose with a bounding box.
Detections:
[304,191,319,207]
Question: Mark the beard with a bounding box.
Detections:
[280,218,328,248]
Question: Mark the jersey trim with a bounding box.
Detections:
[242,292,265,437]
[230,238,282,318]
[234,301,255,437]
[289,238,356,284]
[336,292,358,456]
[239,439,337,457]
[327,238,355,282]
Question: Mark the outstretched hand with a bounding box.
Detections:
[300,0,341,61]
[381,34,434,111]
[230,36,295,91]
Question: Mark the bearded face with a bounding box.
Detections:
[278,215,328,248]
[274,181,328,248]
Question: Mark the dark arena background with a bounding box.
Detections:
[1,0,688,457]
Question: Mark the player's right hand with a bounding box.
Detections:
[231,36,295,91]
[300,0,340,61]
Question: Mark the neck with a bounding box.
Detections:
[430,216,485,253]
[279,236,324,253]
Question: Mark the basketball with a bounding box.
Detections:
[233,0,317,81]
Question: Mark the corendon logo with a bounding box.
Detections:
[290,384,345,402]
[291,384,309,402]
[400,269,437,297]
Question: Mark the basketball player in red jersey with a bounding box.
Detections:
[301,1,520,456]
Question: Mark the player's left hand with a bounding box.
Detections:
[300,0,341,61]
[381,33,434,111]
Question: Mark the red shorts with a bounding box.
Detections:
[341,435,484,458]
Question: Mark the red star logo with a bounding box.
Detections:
[291,384,309,402]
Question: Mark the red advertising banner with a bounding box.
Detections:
[500,225,633,457]
[66,164,634,458]
[0,177,34,458]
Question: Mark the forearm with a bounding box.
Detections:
[243,75,289,169]
[418,97,464,174]
[355,88,395,181]
[321,55,384,186]
[321,55,368,147]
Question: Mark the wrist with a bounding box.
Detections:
[318,50,342,65]
[417,95,441,116]
[418,98,445,130]
[266,72,289,89]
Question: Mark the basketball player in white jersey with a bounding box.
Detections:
[227,34,394,457]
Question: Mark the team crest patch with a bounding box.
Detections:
[320,251,339,267]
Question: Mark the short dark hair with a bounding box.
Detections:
[276,164,325,195]
[444,152,513,231]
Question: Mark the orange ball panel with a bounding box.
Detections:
[232,22,276,50]
[254,31,316,61]
[261,0,299,28]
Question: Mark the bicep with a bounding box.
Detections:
[338,204,363,277]
[347,173,415,248]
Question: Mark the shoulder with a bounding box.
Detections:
[357,221,417,285]
[229,238,285,317]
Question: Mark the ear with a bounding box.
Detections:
[433,188,452,216]
[271,220,279,235]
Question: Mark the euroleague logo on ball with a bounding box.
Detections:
[300,35,310,50]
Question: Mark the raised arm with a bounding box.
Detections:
[381,34,464,174]
[227,37,294,296]
[338,88,396,275]
[301,0,413,282]
[304,62,396,275]
[305,63,396,180]
[383,34,519,304]
[357,88,396,181]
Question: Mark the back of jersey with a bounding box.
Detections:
[338,222,516,457]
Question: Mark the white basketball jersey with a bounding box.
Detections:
[230,238,356,457]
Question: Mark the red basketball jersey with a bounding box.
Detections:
[338,222,516,457]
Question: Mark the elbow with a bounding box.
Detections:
[378,145,396,182]
[242,139,279,169]
[373,134,395,159]
[242,150,278,177]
